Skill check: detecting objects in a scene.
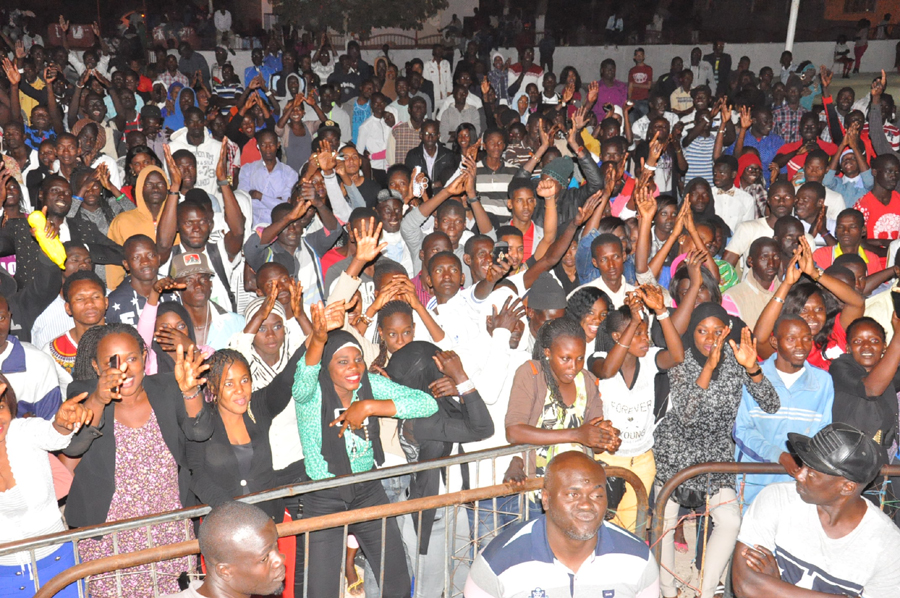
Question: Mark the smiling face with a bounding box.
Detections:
[798,292,826,337]
[543,454,607,542]
[693,316,728,357]
[500,234,525,272]
[543,334,586,386]
[580,298,609,343]
[375,198,403,233]
[847,321,885,371]
[42,178,73,217]
[216,360,253,415]
[771,319,813,371]
[464,238,493,282]
[328,345,366,396]
[95,332,146,397]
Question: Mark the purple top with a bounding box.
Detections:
[592,79,628,121]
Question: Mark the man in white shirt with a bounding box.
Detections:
[569,233,634,307]
[712,155,756,234]
[214,9,232,49]
[356,93,395,176]
[732,423,900,598]
[688,46,715,90]
[423,44,453,102]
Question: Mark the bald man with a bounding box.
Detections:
[464,452,659,598]
[164,501,286,598]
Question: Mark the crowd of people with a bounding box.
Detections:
[2,15,900,598]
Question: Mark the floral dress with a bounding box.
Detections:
[78,411,195,598]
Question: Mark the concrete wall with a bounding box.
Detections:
[195,38,900,85]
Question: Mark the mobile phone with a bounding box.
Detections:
[492,241,509,264]
[109,355,120,395]
[335,408,368,426]
[603,103,613,113]
[411,166,426,198]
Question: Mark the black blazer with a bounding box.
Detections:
[404,390,493,553]
[63,374,215,528]
[703,52,732,97]
[404,144,458,195]
[0,217,124,291]
[186,349,303,521]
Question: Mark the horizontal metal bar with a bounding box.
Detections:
[650,462,900,560]
[1,444,539,557]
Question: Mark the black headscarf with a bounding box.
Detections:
[318,330,383,501]
[682,302,746,381]
[153,302,197,374]
[386,341,466,553]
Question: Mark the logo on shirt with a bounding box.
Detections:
[184,254,202,265]
[603,591,616,598]
[529,590,546,598]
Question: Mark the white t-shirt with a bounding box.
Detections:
[738,482,900,598]
[594,347,661,457]
[724,217,815,274]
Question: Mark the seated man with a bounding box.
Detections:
[711,155,756,235]
[733,315,833,507]
[813,208,881,277]
[465,452,659,598]
[162,501,286,598]
[732,423,900,597]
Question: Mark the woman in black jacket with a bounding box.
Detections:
[63,323,211,598]
[384,342,493,598]
[185,345,304,520]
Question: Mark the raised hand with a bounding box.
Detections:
[215,140,230,182]
[872,69,887,99]
[587,80,599,105]
[174,344,209,394]
[95,357,128,404]
[638,284,667,314]
[2,58,20,87]
[729,326,759,371]
[704,324,731,372]
[648,131,666,162]
[686,248,708,286]
[820,65,833,91]
[561,82,575,105]
[315,139,336,171]
[288,279,304,317]
[162,144,182,191]
[536,177,558,199]
[739,106,752,129]
[352,217,388,263]
[53,393,93,434]
[634,184,657,222]
[323,299,349,332]
[481,78,491,97]
[59,15,70,32]
[796,236,817,277]
[575,188,605,226]
[487,296,526,335]
[428,376,458,399]
[309,301,329,343]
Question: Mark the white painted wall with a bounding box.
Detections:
[196,39,900,85]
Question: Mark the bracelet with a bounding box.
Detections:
[746,368,762,377]
[183,387,202,401]
[644,164,657,171]
[655,310,669,320]
[115,193,127,202]
[773,296,785,304]
[615,339,631,349]
[456,379,476,394]
[167,190,180,196]
[217,179,230,187]
[467,195,481,203]
[357,313,373,326]
[812,268,823,282]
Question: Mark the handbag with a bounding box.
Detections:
[672,485,707,509]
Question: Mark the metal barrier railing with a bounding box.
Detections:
[29,466,647,598]
[649,462,900,597]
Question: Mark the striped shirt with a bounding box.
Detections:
[683,135,716,185]
[465,516,659,598]
[475,160,518,218]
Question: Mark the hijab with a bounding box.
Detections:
[163,85,196,132]
[735,152,763,189]
[318,330,384,499]
[385,341,466,554]
[242,297,290,390]
[682,302,746,380]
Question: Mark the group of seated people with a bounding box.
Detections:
[2,25,900,598]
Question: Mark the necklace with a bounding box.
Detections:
[194,304,212,346]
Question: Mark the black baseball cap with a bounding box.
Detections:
[788,423,885,485]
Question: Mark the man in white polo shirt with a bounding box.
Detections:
[465,451,659,598]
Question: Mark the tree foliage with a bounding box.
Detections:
[273,0,448,35]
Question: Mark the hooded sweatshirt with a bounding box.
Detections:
[107,166,172,289]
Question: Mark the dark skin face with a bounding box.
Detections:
[767,183,796,218]
[542,455,608,547]
[771,319,813,372]
[485,132,507,160]
[803,157,828,183]
[794,188,824,222]
[527,307,566,338]
[799,115,819,142]
[835,214,864,250]
[178,273,213,309]
[694,316,728,357]
[42,179,73,218]
[94,334,146,399]
[836,89,855,113]
[124,239,161,284]
[65,280,107,327]
[751,110,774,137]
[847,322,886,371]
[419,236,453,273]
[873,158,900,191]
[676,278,713,307]
[142,171,169,209]
[464,238,494,282]
[592,242,624,287]
[543,335,586,386]
[174,156,197,190]
[712,164,736,190]
[775,222,804,258]
[178,206,212,250]
[425,255,464,303]
[251,49,263,67]
[258,133,279,164]
[748,242,781,285]
[375,198,403,233]
[798,292,826,337]
[435,207,467,248]
[379,312,415,354]
[421,123,440,154]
